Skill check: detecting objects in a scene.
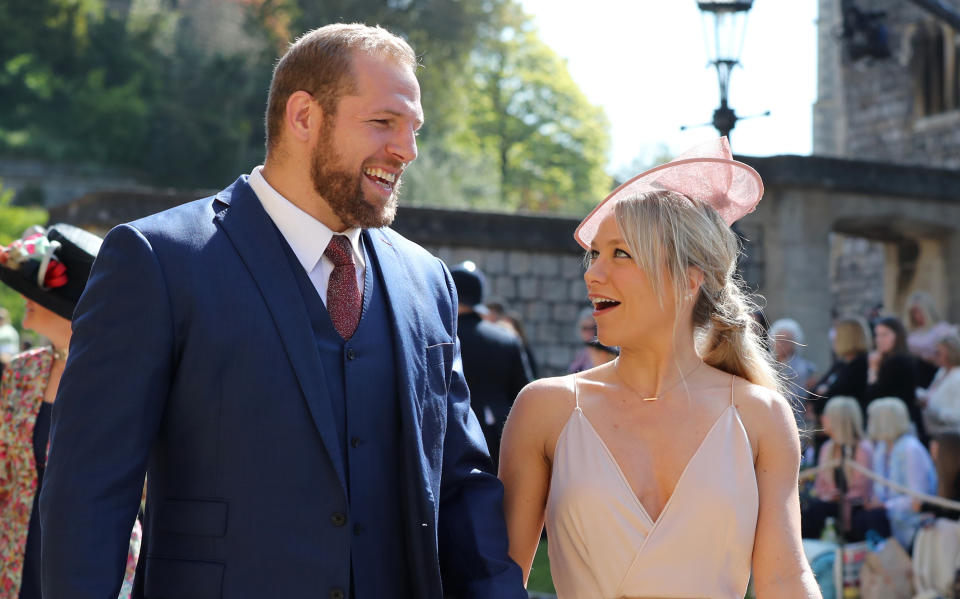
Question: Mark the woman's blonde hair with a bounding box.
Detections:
[823,396,864,446]
[867,397,912,444]
[614,190,780,391]
[833,317,871,358]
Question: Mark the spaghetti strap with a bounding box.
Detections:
[729,374,736,407]
[573,373,581,409]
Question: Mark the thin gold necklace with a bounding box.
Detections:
[615,358,703,402]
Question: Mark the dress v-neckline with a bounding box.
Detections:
[573,404,734,526]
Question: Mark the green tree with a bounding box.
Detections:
[0,181,49,335]
[464,2,611,214]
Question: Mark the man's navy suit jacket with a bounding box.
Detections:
[39,176,525,599]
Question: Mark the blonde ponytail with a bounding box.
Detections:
[614,190,782,394]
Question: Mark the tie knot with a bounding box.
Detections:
[325,235,354,267]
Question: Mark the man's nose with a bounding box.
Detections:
[387,127,418,164]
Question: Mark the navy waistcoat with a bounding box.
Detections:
[279,234,411,599]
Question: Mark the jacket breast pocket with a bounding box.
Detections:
[425,342,453,394]
[144,556,224,599]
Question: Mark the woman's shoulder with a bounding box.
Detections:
[730,376,800,460]
[513,373,578,413]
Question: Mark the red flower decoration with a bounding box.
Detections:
[43,259,68,288]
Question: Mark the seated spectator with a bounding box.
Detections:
[866,316,925,443]
[905,291,958,387]
[812,317,870,417]
[502,311,539,379]
[855,397,938,550]
[769,318,817,399]
[584,339,618,368]
[802,396,873,541]
[916,431,960,520]
[568,307,597,373]
[920,334,960,436]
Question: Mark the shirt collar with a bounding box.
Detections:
[248,165,364,271]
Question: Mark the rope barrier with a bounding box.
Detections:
[799,457,960,512]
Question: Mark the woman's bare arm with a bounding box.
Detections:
[748,387,823,599]
[498,379,566,584]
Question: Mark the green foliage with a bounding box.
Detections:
[463,2,611,214]
[527,538,556,593]
[0,0,614,214]
[0,180,49,335]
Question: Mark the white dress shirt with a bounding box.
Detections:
[248,166,365,305]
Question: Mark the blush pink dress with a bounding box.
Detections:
[545,375,759,598]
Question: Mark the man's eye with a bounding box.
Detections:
[371,119,389,126]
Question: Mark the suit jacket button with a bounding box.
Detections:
[330,512,347,527]
[330,588,345,599]
[346,348,356,360]
[351,437,362,448]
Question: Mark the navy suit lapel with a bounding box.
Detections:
[364,229,427,447]
[365,229,439,596]
[214,178,347,494]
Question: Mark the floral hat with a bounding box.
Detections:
[0,224,103,320]
[574,137,764,250]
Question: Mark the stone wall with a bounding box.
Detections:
[815,0,960,168]
[50,154,960,380]
[829,233,886,319]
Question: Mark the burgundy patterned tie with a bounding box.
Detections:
[324,235,361,340]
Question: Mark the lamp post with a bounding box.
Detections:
[697,1,754,140]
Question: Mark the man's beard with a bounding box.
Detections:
[310,129,400,229]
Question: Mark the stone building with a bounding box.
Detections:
[815,0,960,167]
[813,0,960,346]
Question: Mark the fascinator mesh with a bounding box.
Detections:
[574,138,763,249]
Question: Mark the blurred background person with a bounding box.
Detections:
[905,291,958,387]
[769,317,817,401]
[501,311,539,379]
[812,316,871,420]
[920,333,960,436]
[866,316,925,443]
[567,306,597,373]
[0,306,19,380]
[801,396,873,541]
[856,397,937,551]
[451,261,533,471]
[583,339,618,368]
[0,225,139,598]
[0,307,19,358]
[484,299,506,324]
[916,431,960,520]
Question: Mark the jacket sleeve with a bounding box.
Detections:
[435,261,526,599]
[40,224,174,599]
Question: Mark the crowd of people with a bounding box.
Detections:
[767,297,960,571]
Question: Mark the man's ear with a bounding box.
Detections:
[285,91,319,143]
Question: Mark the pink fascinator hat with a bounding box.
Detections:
[574,137,763,250]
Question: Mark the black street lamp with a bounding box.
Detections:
[697,1,754,139]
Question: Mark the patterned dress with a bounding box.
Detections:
[0,348,141,598]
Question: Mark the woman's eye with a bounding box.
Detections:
[614,248,631,258]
